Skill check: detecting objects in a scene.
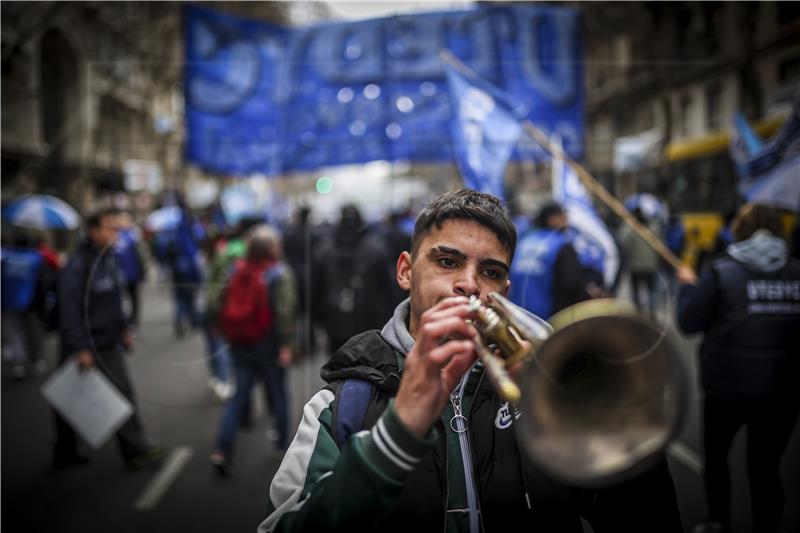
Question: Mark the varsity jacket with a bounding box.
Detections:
[260,300,580,533]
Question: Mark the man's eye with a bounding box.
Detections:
[482,268,503,280]
[438,257,457,268]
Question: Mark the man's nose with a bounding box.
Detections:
[453,266,480,298]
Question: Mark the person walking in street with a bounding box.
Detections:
[202,217,262,402]
[1,232,52,378]
[509,201,604,320]
[53,208,163,470]
[618,207,662,313]
[114,211,145,327]
[677,203,800,533]
[312,204,395,353]
[282,206,320,361]
[210,224,297,475]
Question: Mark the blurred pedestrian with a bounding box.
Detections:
[53,208,163,470]
[509,202,604,319]
[1,232,51,378]
[312,204,394,352]
[381,209,413,307]
[677,203,800,533]
[164,210,203,337]
[282,206,319,359]
[202,217,261,401]
[662,212,686,301]
[618,207,661,313]
[114,211,145,327]
[210,224,297,475]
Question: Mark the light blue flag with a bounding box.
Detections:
[730,112,764,178]
[731,95,800,212]
[552,154,620,287]
[445,63,529,200]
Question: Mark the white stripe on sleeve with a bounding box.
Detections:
[260,389,335,533]
[371,424,414,472]
[376,418,421,466]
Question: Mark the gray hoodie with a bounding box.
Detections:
[727,229,788,273]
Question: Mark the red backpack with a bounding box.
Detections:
[219,259,274,345]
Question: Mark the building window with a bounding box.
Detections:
[778,3,800,26]
[705,83,721,131]
[679,94,691,137]
[778,56,800,84]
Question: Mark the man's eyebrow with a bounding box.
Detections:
[428,245,467,260]
[428,246,509,272]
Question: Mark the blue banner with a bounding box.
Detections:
[184,4,584,176]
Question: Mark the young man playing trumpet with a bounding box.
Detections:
[261,189,680,533]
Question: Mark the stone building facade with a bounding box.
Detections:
[1,1,295,214]
[581,1,800,214]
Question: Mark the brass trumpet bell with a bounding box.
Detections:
[470,293,688,487]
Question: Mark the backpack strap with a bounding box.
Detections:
[332,378,374,449]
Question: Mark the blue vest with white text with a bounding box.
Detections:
[1,247,43,311]
[509,229,568,319]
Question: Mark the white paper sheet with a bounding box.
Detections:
[41,359,134,449]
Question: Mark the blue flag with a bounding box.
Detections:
[731,95,800,212]
[552,154,620,287]
[445,63,529,200]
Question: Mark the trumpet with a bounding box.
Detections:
[468,293,689,487]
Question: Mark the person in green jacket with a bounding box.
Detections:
[259,189,582,532]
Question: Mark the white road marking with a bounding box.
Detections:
[134,446,193,511]
[668,440,703,475]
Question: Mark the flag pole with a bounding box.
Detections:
[439,49,684,271]
[524,122,683,271]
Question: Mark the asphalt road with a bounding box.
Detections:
[2,278,798,533]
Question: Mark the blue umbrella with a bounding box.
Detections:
[144,206,183,232]
[2,194,80,230]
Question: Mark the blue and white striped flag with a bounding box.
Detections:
[445,62,529,200]
[552,148,620,287]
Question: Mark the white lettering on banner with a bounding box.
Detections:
[512,239,550,275]
[748,302,800,314]
[746,280,800,301]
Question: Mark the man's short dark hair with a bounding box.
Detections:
[86,208,120,230]
[410,189,516,259]
[534,202,564,229]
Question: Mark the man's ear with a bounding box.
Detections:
[396,251,412,291]
[502,278,510,296]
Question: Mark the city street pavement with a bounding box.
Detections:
[2,279,325,533]
[2,276,799,532]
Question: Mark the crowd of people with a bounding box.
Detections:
[2,187,799,533]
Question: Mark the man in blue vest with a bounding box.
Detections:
[509,202,601,319]
[1,233,48,379]
[114,211,145,327]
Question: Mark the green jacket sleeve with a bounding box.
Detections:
[259,395,435,533]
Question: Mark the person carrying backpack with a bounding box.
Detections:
[210,224,297,475]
